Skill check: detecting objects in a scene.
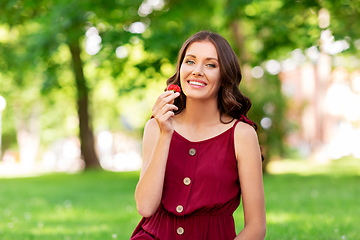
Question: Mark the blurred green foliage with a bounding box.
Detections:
[0,0,359,167]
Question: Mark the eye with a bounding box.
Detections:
[186,60,195,65]
[207,63,216,68]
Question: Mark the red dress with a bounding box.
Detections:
[131,120,241,240]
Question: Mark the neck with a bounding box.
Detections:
[179,98,220,127]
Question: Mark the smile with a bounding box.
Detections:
[188,80,206,87]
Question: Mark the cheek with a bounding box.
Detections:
[212,71,221,85]
[179,69,184,83]
[180,64,191,73]
[179,65,190,81]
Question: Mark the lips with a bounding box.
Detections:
[188,80,207,87]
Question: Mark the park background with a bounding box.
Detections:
[0,0,359,239]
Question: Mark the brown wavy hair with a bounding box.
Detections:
[167,31,257,129]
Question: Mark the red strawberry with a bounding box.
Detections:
[167,84,181,93]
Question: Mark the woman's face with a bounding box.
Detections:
[179,41,221,101]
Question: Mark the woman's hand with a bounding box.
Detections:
[234,123,266,239]
[152,91,180,134]
[135,91,180,217]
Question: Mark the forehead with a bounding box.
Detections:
[185,41,218,59]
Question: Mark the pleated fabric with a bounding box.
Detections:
[131,120,241,240]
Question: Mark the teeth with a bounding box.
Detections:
[189,81,205,86]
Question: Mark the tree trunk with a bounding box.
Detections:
[230,20,270,173]
[69,41,101,170]
[231,21,250,64]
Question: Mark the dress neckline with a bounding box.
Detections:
[173,120,239,144]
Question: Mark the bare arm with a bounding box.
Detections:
[234,123,266,240]
[134,91,180,218]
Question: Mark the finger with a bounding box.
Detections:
[154,111,175,131]
[163,92,180,106]
[158,111,175,122]
[152,92,172,111]
[161,103,178,112]
[152,103,178,119]
[168,91,179,105]
[152,92,180,111]
[153,91,173,108]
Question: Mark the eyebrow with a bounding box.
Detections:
[185,54,219,62]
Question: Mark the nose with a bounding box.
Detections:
[191,62,204,76]
[192,69,203,76]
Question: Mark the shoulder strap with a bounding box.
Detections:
[239,115,256,129]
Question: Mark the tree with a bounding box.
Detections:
[137,0,312,168]
[0,0,145,169]
[1,0,358,171]
[137,0,359,169]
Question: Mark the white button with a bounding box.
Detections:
[189,148,196,156]
[177,227,184,235]
[183,177,191,185]
[176,205,183,213]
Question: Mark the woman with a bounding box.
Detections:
[131,31,266,240]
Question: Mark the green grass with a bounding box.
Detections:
[0,171,142,240]
[259,157,360,240]
[0,157,359,239]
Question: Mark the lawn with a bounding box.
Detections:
[0,157,359,240]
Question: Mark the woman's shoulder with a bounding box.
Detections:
[234,120,259,143]
[144,118,160,136]
[234,120,261,162]
[145,117,158,127]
